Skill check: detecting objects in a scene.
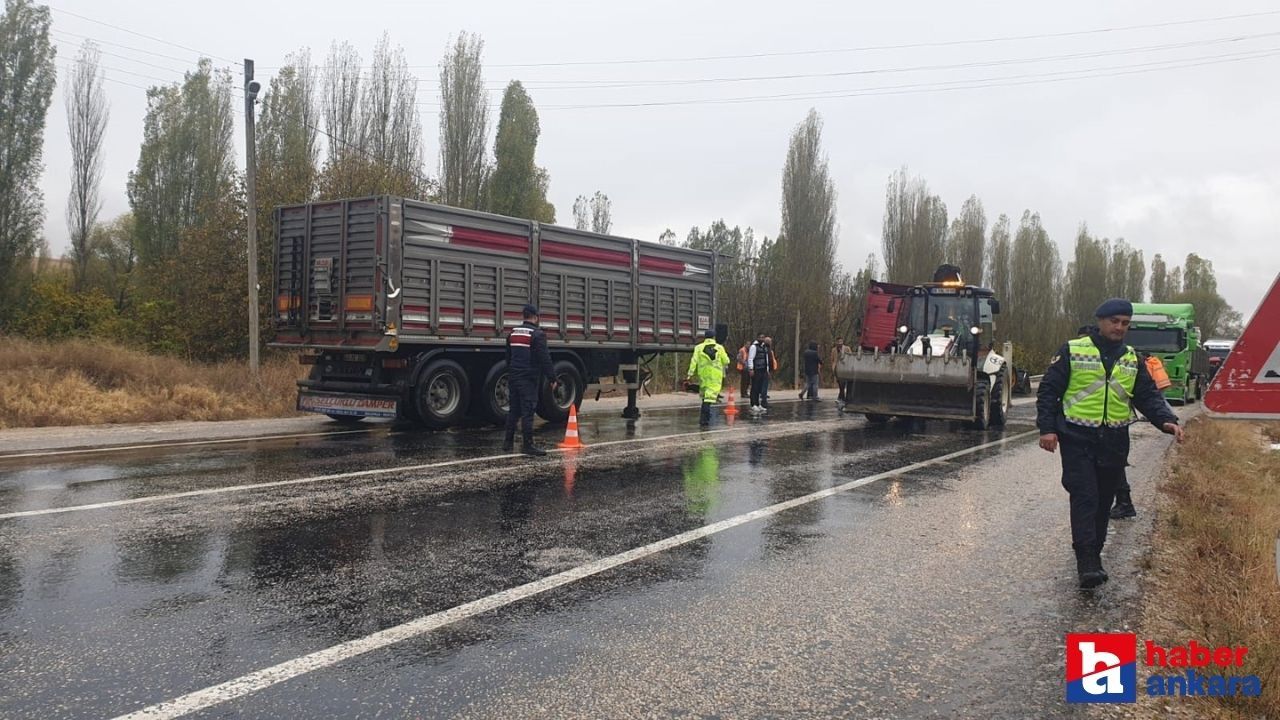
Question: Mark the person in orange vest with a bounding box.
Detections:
[736,336,758,399]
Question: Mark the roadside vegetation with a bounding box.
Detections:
[1138,417,1280,718]
[0,337,302,428]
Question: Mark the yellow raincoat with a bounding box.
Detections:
[687,338,730,403]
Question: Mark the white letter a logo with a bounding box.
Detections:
[1080,642,1124,695]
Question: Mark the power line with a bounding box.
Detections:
[487,9,1280,67]
[534,47,1280,110]
[256,9,1280,71]
[50,27,203,65]
[442,30,1280,90]
[44,3,239,65]
[59,64,149,92]
[52,36,192,78]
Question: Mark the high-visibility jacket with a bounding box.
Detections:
[688,339,730,402]
[1144,355,1172,390]
[1062,337,1139,428]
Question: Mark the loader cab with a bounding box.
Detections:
[898,284,998,361]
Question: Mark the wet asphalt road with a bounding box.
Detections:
[0,399,1179,719]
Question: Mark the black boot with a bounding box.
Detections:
[1110,497,1136,519]
[521,437,547,456]
[1076,549,1106,589]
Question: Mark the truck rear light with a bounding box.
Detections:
[345,295,374,312]
[299,352,320,365]
[381,358,408,369]
[276,294,300,312]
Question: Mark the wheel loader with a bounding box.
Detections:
[836,265,1013,429]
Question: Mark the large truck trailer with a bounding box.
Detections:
[270,196,717,429]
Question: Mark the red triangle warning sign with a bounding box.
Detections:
[1204,272,1280,419]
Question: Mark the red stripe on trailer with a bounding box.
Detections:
[542,240,631,268]
[639,256,687,275]
[449,226,530,254]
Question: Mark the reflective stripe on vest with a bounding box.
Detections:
[1063,337,1139,428]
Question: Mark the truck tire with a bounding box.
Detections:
[970,380,991,430]
[537,360,584,423]
[414,359,471,430]
[989,375,1007,427]
[478,361,511,425]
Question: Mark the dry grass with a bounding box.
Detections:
[0,336,304,428]
[1136,417,1280,718]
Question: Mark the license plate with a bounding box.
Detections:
[297,392,398,418]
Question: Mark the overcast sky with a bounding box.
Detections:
[36,0,1280,325]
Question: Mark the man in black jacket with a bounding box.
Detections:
[504,304,557,456]
[1036,298,1183,588]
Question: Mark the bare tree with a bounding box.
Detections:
[323,42,362,156]
[438,32,489,209]
[881,166,946,284]
[986,214,1012,317]
[590,191,612,234]
[361,34,423,190]
[65,39,109,290]
[1063,223,1109,324]
[573,195,590,230]
[1149,253,1168,301]
[945,195,986,284]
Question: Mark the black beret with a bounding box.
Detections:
[1094,298,1133,318]
[522,304,538,316]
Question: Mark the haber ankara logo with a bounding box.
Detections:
[1066,633,1137,703]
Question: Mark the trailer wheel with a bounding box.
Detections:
[537,361,584,423]
[989,375,1007,427]
[478,361,511,425]
[970,380,991,430]
[414,359,471,429]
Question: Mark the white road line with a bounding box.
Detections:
[0,428,374,461]
[0,427,743,520]
[111,429,1038,720]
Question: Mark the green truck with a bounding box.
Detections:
[1127,303,1211,404]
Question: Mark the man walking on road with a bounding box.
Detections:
[504,304,557,456]
[800,341,823,400]
[687,329,730,427]
[1037,298,1182,589]
[747,334,773,414]
[832,337,852,403]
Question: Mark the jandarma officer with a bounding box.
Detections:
[504,304,557,456]
[1036,298,1183,589]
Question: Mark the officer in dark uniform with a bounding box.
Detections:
[504,304,557,456]
[1037,298,1183,589]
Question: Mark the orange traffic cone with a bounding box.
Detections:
[559,404,585,449]
[724,386,739,416]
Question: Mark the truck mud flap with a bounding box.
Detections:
[297,391,399,418]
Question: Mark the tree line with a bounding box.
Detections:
[0,0,1241,382]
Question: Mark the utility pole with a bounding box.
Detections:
[794,307,801,390]
[244,59,262,376]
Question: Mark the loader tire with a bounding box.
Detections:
[970,380,991,430]
[989,375,1007,428]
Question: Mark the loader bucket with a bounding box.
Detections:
[836,351,976,421]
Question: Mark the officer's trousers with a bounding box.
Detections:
[504,374,539,445]
[1059,439,1126,555]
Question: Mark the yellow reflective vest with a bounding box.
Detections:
[1062,337,1139,428]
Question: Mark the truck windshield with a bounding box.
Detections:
[1127,328,1183,352]
[909,295,976,337]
